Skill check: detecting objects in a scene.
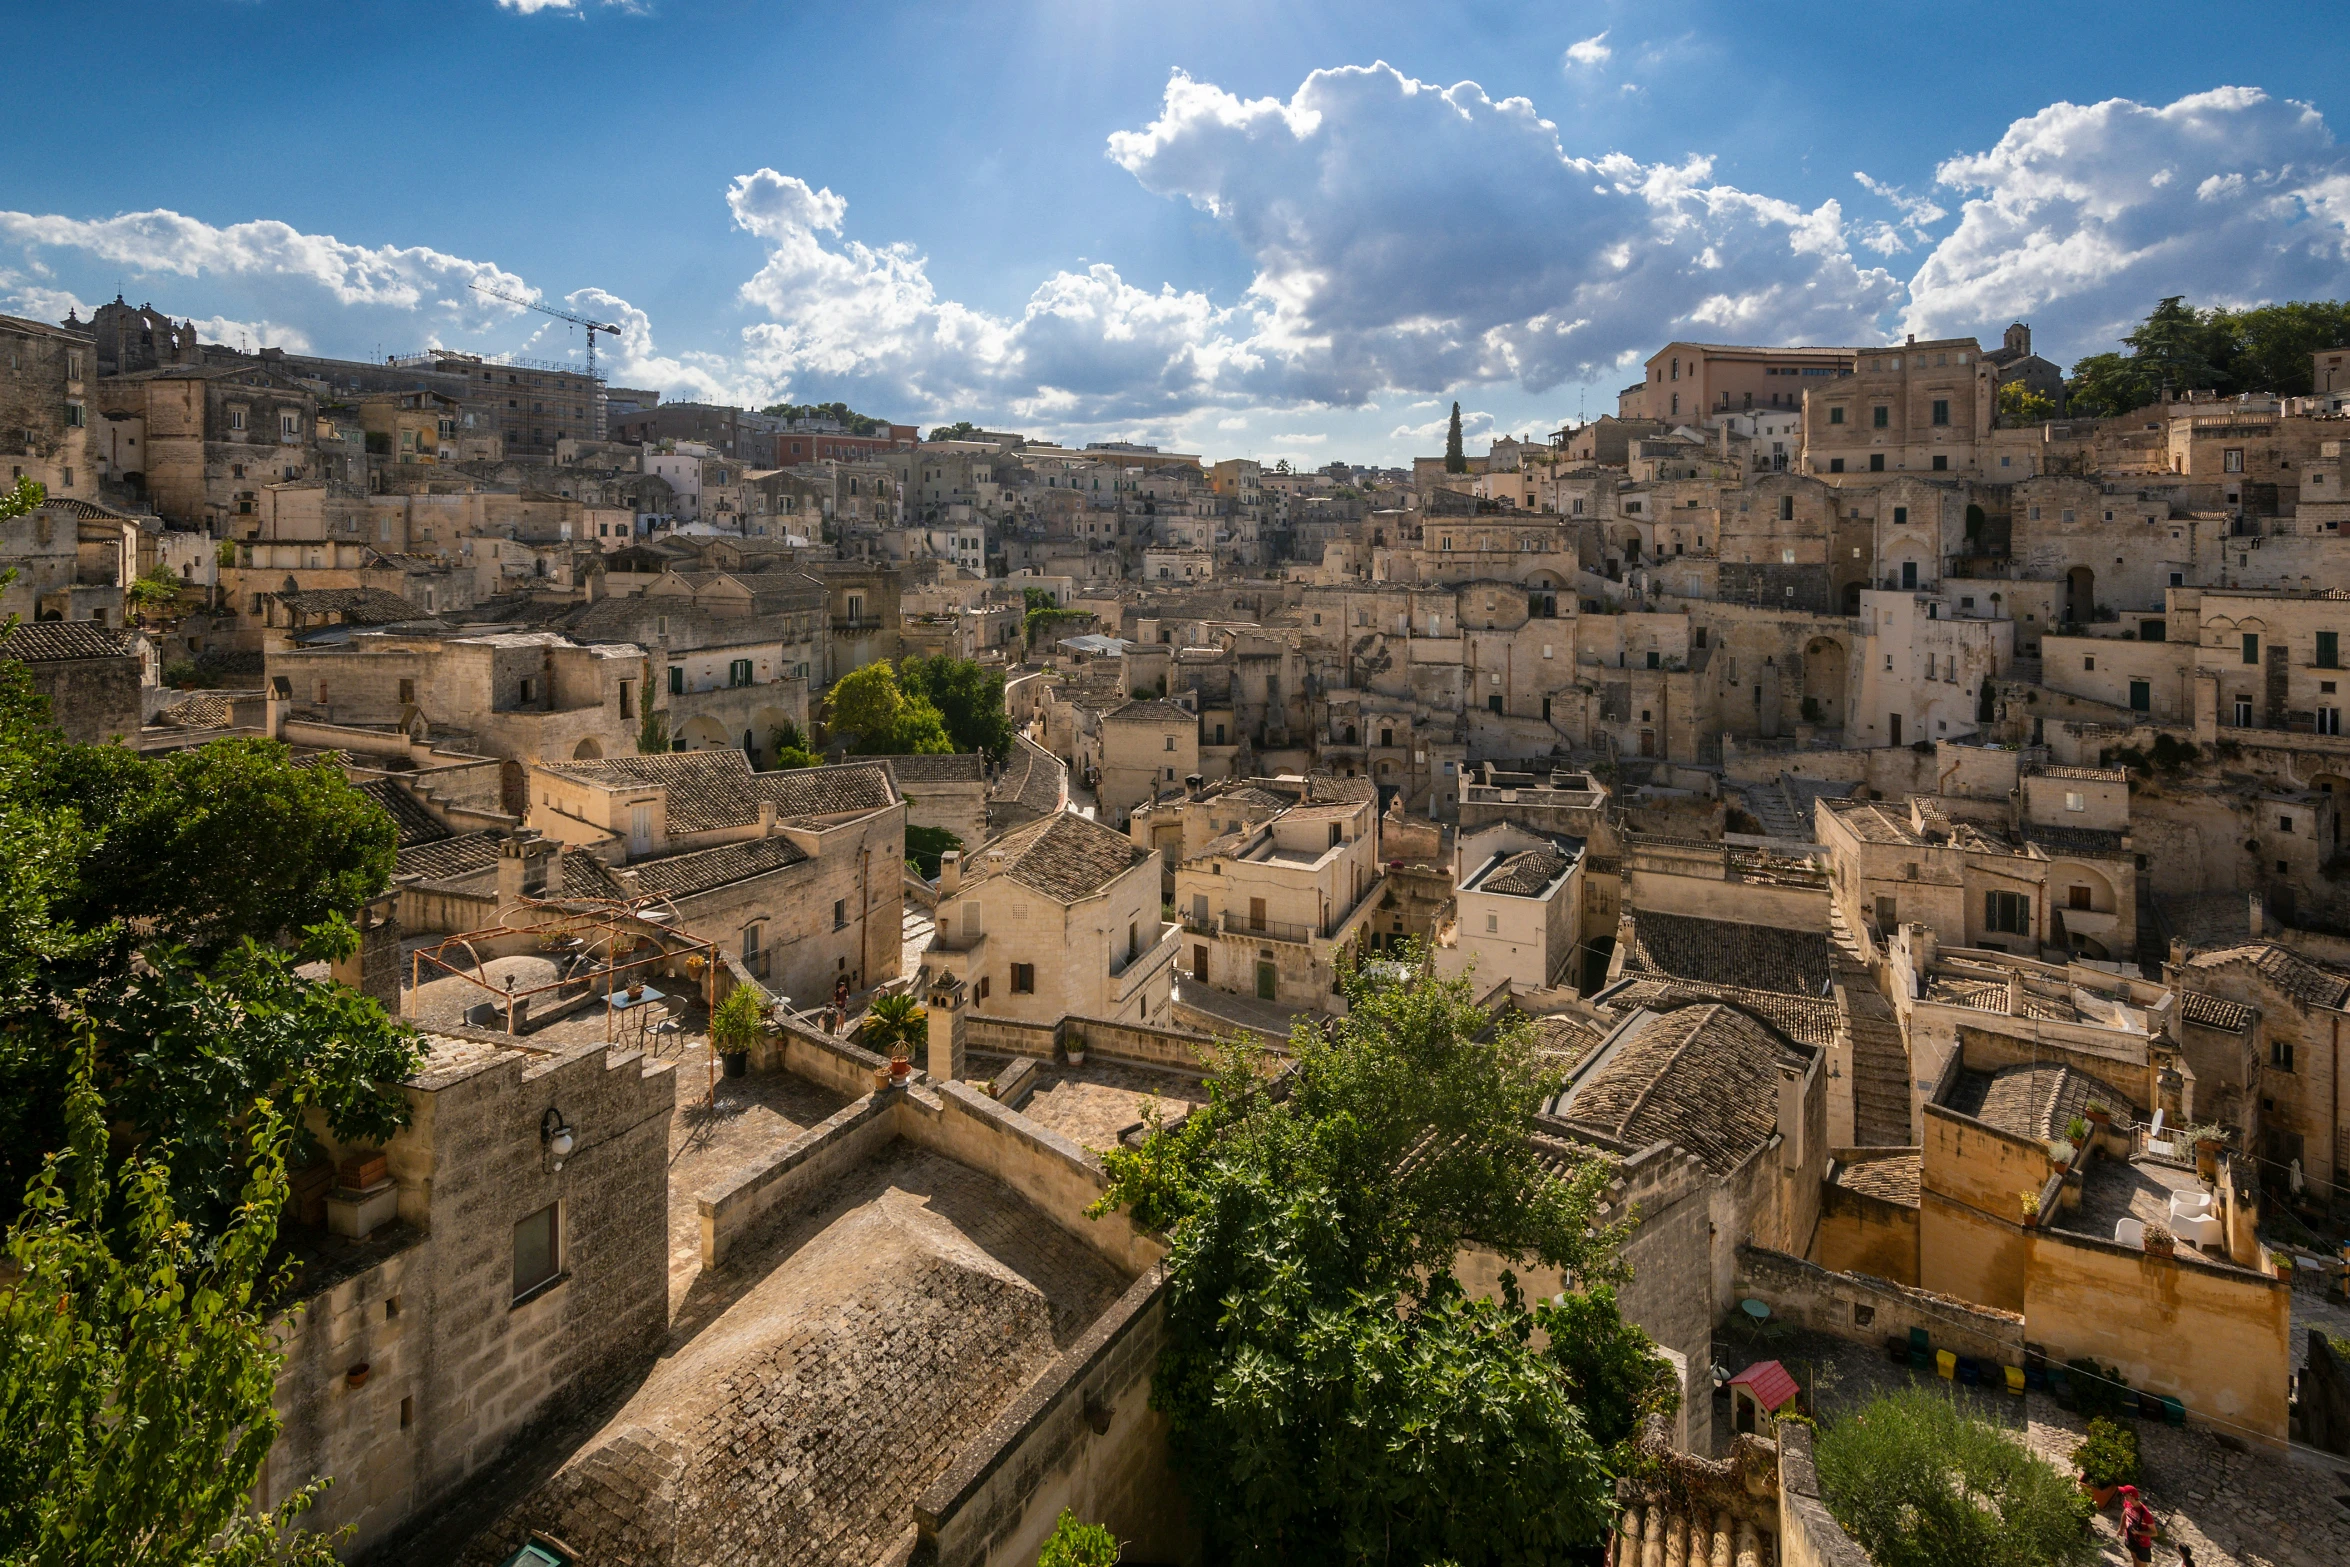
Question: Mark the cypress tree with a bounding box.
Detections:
[1443,401,1466,473]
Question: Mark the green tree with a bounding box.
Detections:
[1995,381,2057,426]
[2063,351,2155,419]
[2122,295,2224,394]
[1035,1509,1120,1567]
[1444,401,1467,474]
[0,667,420,1236]
[637,702,669,756]
[765,718,820,770]
[124,564,183,613]
[760,401,884,436]
[827,663,954,755]
[1815,1388,2095,1567]
[51,739,396,959]
[2201,298,2350,396]
[927,421,981,443]
[0,475,44,523]
[899,654,1013,762]
[1093,952,1670,1565]
[0,1051,344,1564]
[904,823,962,879]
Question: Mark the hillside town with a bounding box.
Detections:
[9,292,2350,1567]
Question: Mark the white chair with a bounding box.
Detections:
[2168,1190,2211,1221]
[2114,1218,2145,1248]
[2172,1211,2223,1247]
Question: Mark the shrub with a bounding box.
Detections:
[708,984,767,1055]
[1036,1509,1119,1567]
[2065,1358,2131,1420]
[2071,1417,2139,1487]
[1816,1387,2096,1567]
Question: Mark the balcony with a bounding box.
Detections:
[1110,920,1180,1000]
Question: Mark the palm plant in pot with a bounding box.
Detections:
[709,984,766,1079]
[862,993,927,1083]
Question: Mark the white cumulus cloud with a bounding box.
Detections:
[1904,87,2350,359]
[1564,32,1612,68]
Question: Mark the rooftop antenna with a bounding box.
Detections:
[468,281,619,382]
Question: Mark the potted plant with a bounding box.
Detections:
[2019,1189,2041,1225]
[2084,1100,2111,1131]
[709,984,765,1080]
[1065,1030,1088,1068]
[2072,1417,2139,1506]
[2142,1221,2176,1259]
[861,993,927,1065]
[889,1048,913,1085]
[626,977,646,1002]
[2065,1114,2091,1150]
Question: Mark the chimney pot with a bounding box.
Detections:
[938,849,961,895]
[757,798,778,834]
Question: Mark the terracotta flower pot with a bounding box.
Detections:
[889,1056,912,1082]
[2082,1479,2117,1508]
[346,1363,371,1389]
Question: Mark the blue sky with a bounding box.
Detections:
[4,2,2343,464]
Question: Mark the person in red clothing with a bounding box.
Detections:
[2118,1484,2159,1564]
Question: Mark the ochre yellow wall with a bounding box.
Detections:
[1919,1190,2030,1314]
[1812,1187,1920,1285]
[2023,1233,2291,1445]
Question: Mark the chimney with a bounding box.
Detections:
[757,798,778,836]
[939,849,961,895]
[2249,890,2265,938]
[2006,969,2026,1017]
[497,832,551,907]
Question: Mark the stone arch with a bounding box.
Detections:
[2066,565,2095,622]
[1801,637,1848,729]
[571,736,603,760]
[675,715,730,752]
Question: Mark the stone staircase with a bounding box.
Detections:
[1844,988,1914,1146]
[1826,902,1914,1145]
[1742,772,1808,840]
[2007,655,2044,685]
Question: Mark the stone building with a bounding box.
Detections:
[1802,335,1989,480]
[0,310,95,502]
[1437,821,1585,991]
[0,619,147,742]
[2168,939,2350,1206]
[526,753,906,999]
[95,359,323,531]
[1168,787,1384,1013]
[1096,697,1199,826]
[259,1024,676,1555]
[925,811,1178,1028]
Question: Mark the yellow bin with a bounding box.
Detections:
[1935,1349,1956,1379]
[2004,1364,2026,1394]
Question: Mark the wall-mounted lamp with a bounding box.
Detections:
[540,1107,575,1171]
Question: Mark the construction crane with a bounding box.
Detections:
[468,281,620,382]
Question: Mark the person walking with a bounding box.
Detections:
[2117,1484,2159,1564]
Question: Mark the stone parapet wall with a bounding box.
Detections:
[915,1268,1194,1567]
[1736,1243,2024,1366]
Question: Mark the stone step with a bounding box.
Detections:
[1844,981,1914,1145]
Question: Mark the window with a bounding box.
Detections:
[1869,453,1886,472]
[1828,407,1846,425]
[2069,884,2093,911]
[1984,891,2031,935]
[2065,791,2086,812]
[832,898,847,929]
[2320,706,2343,736]
[518,677,536,705]
[2243,633,2260,665]
[2083,655,2095,672]
[1931,455,1948,471]
[227,407,246,431]
[1930,399,1949,426]
[1011,963,1035,993]
[1829,458,1845,474]
[1248,897,1267,932]
[2223,448,2244,473]
[64,400,84,428]
[398,678,416,706]
[728,658,753,687]
[2272,1038,2296,1072]
[1485,913,1499,934]
[743,923,762,961]
[2319,631,2340,669]
[2129,680,2150,713]
[512,1204,560,1302]
[1779,495,1794,521]
[668,664,684,695]
[1872,406,1889,429]
[2279,815,2294,834]
[2235,698,2255,727]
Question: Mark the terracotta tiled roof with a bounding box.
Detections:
[1306,774,1379,803]
[1599,976,1840,1047]
[849,752,985,785]
[960,811,1147,904]
[1472,843,1581,898]
[1524,1014,1606,1072]
[1622,910,1833,997]
[271,588,424,624]
[0,621,137,661]
[356,778,450,848]
[537,752,897,833]
[2035,765,2127,783]
[151,691,239,728]
[621,835,810,900]
[1943,1061,2135,1140]
[988,736,1066,824]
[1830,1149,1921,1207]
[2181,942,2350,1010]
[1102,698,1195,725]
[1925,976,2072,1023]
[1556,1002,1808,1174]
[396,831,502,885]
[2178,989,2256,1032]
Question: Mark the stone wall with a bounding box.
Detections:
[963,1012,1230,1076]
[2299,1329,2350,1455]
[698,1093,899,1267]
[20,652,142,745]
[1774,1422,1873,1567]
[915,1269,1195,1567]
[263,1033,676,1556]
[1734,1244,2026,1366]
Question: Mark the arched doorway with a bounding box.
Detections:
[1802,638,1848,728]
[675,715,730,752]
[2066,566,2095,623]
